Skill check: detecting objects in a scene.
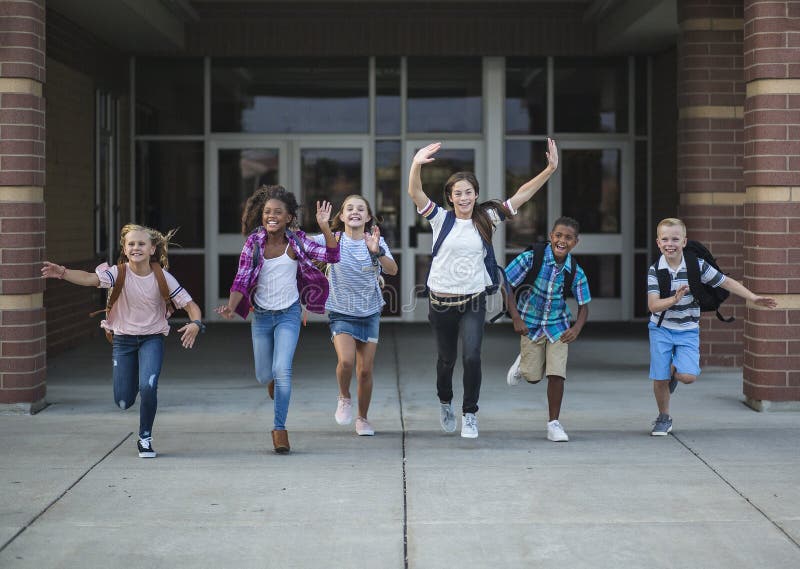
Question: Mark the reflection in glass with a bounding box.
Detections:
[211,58,369,133]
[635,141,647,248]
[218,149,279,234]
[376,58,401,136]
[301,149,362,233]
[554,57,628,133]
[505,141,548,250]
[375,141,401,249]
[562,149,620,234]
[505,57,547,135]
[577,255,620,298]
[136,141,204,247]
[407,57,482,133]
[136,58,203,135]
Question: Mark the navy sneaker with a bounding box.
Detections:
[668,374,678,394]
[137,437,157,458]
[651,414,673,436]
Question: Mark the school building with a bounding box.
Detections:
[1,0,798,412]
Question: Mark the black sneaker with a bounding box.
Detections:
[137,437,157,458]
[668,375,678,394]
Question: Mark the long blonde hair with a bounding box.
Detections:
[117,224,178,269]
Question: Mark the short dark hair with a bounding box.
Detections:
[552,216,580,235]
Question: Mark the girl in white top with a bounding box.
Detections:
[312,195,398,436]
[408,140,559,439]
[41,224,203,458]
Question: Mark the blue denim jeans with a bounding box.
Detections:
[428,293,486,414]
[252,301,302,430]
[111,334,165,439]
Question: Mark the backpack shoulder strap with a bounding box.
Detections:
[431,211,456,258]
[150,262,171,303]
[521,242,547,289]
[652,261,671,327]
[683,249,703,300]
[107,263,127,311]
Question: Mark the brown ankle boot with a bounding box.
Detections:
[271,429,290,453]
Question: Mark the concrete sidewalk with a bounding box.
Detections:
[1,323,798,569]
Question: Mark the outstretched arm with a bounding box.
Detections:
[407,142,441,211]
[41,261,100,287]
[720,278,777,308]
[507,138,558,212]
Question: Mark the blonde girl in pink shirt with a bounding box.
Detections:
[42,224,203,458]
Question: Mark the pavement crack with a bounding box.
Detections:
[392,326,410,569]
[672,432,800,550]
[0,432,133,554]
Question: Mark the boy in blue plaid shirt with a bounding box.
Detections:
[504,217,591,442]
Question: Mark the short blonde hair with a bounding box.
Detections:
[656,217,686,237]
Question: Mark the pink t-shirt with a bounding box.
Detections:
[95,263,193,336]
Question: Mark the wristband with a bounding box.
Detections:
[191,320,206,334]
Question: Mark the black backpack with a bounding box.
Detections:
[652,240,733,327]
[490,242,575,322]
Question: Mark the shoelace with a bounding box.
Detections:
[140,437,152,449]
[464,415,476,428]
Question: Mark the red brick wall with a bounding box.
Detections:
[676,0,746,366]
[741,0,800,405]
[0,0,47,407]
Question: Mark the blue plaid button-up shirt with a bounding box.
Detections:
[504,244,591,342]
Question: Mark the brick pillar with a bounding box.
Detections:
[0,0,47,412]
[676,0,746,366]
[741,0,800,410]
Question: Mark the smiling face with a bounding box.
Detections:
[448,179,478,218]
[549,224,579,262]
[339,197,371,229]
[123,230,156,264]
[262,198,292,234]
[656,223,687,265]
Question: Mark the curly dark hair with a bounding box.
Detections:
[240,185,300,235]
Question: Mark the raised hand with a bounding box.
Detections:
[365,225,381,253]
[412,142,441,167]
[546,138,559,171]
[316,200,332,227]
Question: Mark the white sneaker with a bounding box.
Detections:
[335,396,353,425]
[355,416,375,436]
[547,420,569,442]
[506,354,523,386]
[461,413,479,439]
[439,401,456,433]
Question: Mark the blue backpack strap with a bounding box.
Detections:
[431,210,456,258]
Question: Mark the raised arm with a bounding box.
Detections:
[315,200,338,248]
[41,261,100,287]
[407,142,441,211]
[507,138,558,212]
[720,277,778,309]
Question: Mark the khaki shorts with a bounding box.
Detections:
[519,335,569,382]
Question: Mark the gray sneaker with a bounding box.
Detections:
[439,401,456,433]
[461,412,479,439]
[651,413,673,436]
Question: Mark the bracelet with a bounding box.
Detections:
[370,247,386,261]
[191,320,206,334]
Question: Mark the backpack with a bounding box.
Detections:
[652,240,733,327]
[89,262,175,343]
[489,242,576,323]
[427,210,505,296]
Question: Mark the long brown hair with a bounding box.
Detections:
[443,172,511,244]
[117,224,178,270]
[240,185,299,235]
[330,194,383,233]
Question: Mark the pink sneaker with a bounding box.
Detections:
[335,396,353,425]
[355,416,374,436]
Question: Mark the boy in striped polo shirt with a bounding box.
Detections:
[647,218,777,436]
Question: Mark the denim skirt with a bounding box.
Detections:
[328,310,381,344]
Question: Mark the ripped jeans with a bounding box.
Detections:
[112,334,165,440]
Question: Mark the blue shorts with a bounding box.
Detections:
[648,322,701,380]
[328,310,381,344]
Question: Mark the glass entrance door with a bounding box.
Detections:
[401,140,484,321]
[552,141,632,320]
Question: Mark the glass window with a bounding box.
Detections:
[218,148,280,234]
[376,58,401,136]
[407,57,482,133]
[505,57,547,135]
[636,56,649,136]
[211,58,369,133]
[562,149,620,234]
[136,141,204,247]
[300,148,362,233]
[554,57,628,133]
[219,254,240,300]
[635,253,648,318]
[375,141,401,249]
[135,58,203,135]
[635,141,648,248]
[578,255,620,298]
[168,254,205,314]
[505,141,549,250]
